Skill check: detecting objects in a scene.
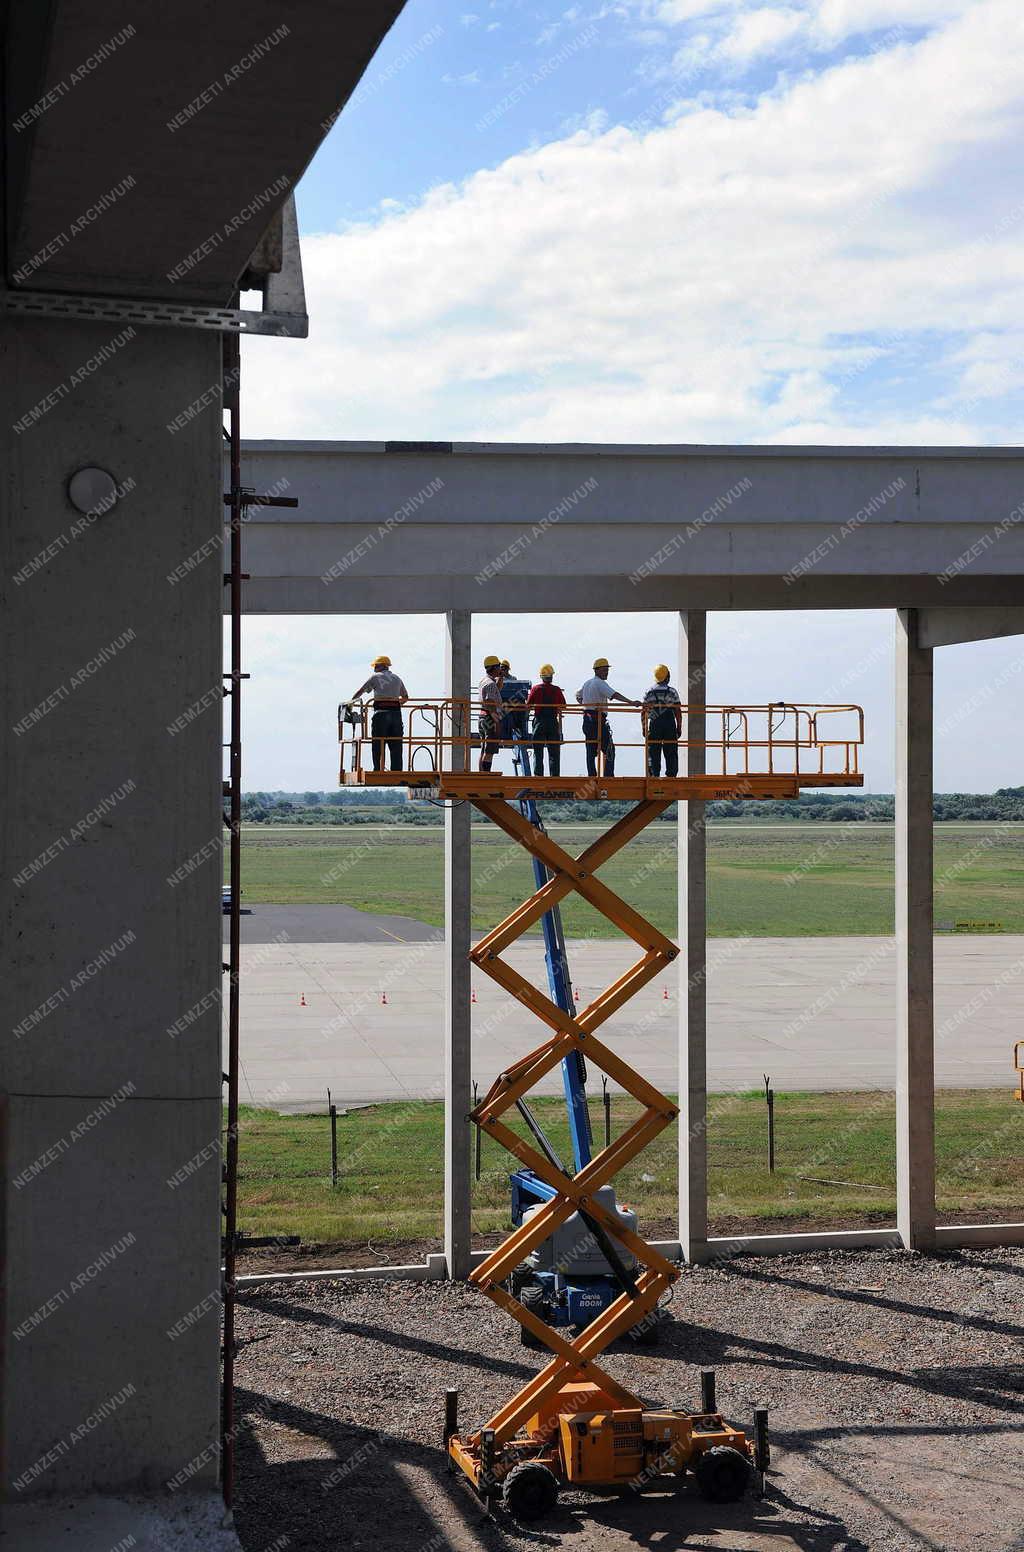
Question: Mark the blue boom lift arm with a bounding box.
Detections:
[508,734,593,1220]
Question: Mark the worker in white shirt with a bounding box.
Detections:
[478,654,505,772]
[575,657,638,777]
[350,654,409,771]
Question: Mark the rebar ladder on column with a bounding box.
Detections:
[219,336,299,1511]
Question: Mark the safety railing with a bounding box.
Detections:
[337,698,864,784]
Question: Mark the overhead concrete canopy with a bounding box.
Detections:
[231,440,1024,612]
[6,0,404,300]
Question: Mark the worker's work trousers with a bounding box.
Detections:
[582,711,614,777]
[531,716,561,776]
[646,715,679,777]
[478,711,501,767]
[370,706,404,771]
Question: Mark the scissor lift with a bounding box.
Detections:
[504,738,660,1348]
[339,697,864,1519]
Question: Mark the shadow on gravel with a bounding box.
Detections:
[232,1385,497,1552]
[655,1309,1024,1415]
[532,1481,872,1552]
[236,1292,538,1383]
[231,1382,871,1552]
[738,1262,1024,1343]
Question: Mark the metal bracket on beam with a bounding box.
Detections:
[1,196,309,338]
[0,286,307,337]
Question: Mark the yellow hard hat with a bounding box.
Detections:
[539,663,554,678]
[372,654,392,667]
[593,657,610,670]
[483,654,501,670]
[500,658,511,670]
[654,664,670,682]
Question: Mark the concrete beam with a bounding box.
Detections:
[238,1222,1024,1286]
[895,610,936,1251]
[678,612,708,1265]
[231,440,1024,613]
[444,611,473,1279]
[700,1228,900,1260]
[916,606,1024,649]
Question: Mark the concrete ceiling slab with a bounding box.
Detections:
[5,0,406,301]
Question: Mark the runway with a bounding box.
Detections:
[225,901,440,944]
[223,908,1024,1110]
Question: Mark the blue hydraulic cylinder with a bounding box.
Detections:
[511,737,593,1171]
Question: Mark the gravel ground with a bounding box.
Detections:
[232,1248,1024,1552]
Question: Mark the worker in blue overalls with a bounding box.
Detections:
[642,664,682,776]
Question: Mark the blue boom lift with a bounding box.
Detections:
[502,735,662,1347]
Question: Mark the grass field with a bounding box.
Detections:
[230,822,1024,937]
[234,1089,1023,1247]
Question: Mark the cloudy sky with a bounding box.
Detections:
[235,0,1024,793]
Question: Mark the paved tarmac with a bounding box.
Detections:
[223,908,1024,1109]
[225,902,440,944]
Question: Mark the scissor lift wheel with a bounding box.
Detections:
[502,1462,560,1520]
[695,1446,754,1503]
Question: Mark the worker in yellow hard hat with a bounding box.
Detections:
[642,664,682,777]
[350,654,409,772]
[477,655,505,772]
[575,658,638,778]
[526,664,566,776]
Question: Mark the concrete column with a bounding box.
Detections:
[1,315,225,1513]
[895,609,936,1250]
[444,610,473,1279]
[678,611,708,1263]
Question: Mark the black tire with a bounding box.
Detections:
[507,1261,533,1295]
[694,1445,753,1504]
[518,1284,546,1348]
[502,1462,560,1521]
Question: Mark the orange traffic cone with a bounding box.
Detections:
[662,986,669,1001]
[300,992,306,1007]
[381,991,388,1006]
[471,989,477,1003]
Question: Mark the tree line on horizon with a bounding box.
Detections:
[239,787,1024,826]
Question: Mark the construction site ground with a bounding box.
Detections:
[232,1245,1024,1552]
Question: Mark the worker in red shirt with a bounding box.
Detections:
[526,664,566,776]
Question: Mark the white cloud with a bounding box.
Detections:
[560,106,611,134]
[718,6,806,60]
[246,0,1024,451]
[813,0,975,41]
[639,0,978,63]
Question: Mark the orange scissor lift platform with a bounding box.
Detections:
[338,698,864,1519]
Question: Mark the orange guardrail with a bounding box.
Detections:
[337,697,864,787]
